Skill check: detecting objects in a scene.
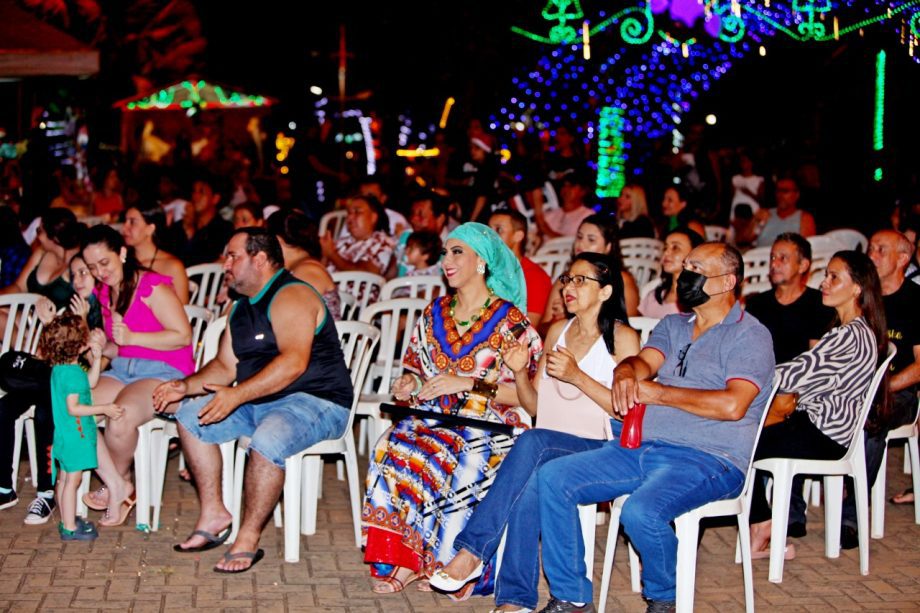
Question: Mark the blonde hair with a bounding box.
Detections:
[620,184,649,222]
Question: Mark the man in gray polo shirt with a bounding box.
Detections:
[535,243,775,613]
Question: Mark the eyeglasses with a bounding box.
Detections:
[559,274,602,288]
[675,343,691,377]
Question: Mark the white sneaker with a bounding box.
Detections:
[23,496,55,525]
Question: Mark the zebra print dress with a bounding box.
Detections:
[776,316,877,446]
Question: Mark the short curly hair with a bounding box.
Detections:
[38,313,89,365]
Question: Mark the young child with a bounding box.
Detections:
[404,230,442,277]
[37,313,124,540]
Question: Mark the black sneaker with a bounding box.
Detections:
[787,521,807,538]
[645,600,676,613]
[59,518,98,541]
[537,598,595,613]
[0,490,18,510]
[24,495,55,525]
[840,525,859,550]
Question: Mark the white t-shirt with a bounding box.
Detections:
[730,174,764,218]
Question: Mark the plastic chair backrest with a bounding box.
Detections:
[186,263,225,313]
[627,316,660,346]
[620,238,664,261]
[840,344,897,463]
[537,236,575,256]
[332,271,386,320]
[824,229,868,253]
[358,298,428,394]
[623,256,659,289]
[338,291,357,321]
[742,246,772,284]
[199,315,228,366]
[705,225,728,242]
[531,252,570,281]
[183,304,214,370]
[336,321,382,409]
[0,293,43,356]
[380,275,446,301]
[318,210,348,240]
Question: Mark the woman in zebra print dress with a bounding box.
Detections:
[749,251,888,559]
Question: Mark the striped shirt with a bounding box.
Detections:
[777,317,877,445]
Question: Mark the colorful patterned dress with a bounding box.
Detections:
[363,296,542,594]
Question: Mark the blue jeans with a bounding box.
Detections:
[538,440,745,603]
[176,392,349,468]
[102,357,186,385]
[453,429,606,609]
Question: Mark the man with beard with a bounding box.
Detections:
[153,229,353,573]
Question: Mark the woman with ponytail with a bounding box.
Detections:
[430,251,641,612]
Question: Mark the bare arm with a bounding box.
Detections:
[800,211,817,237]
[891,345,920,393]
[636,378,761,421]
[622,271,640,317]
[162,258,190,304]
[66,393,123,420]
[505,322,561,416]
[115,283,192,350]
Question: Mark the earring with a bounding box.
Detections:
[121,254,127,264]
[476,261,486,275]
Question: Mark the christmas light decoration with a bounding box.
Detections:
[118,80,273,111]
[595,106,627,198]
[874,49,886,181]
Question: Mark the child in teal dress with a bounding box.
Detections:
[37,314,125,540]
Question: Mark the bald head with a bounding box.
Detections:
[868,229,912,286]
[684,242,743,300]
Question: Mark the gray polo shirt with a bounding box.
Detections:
[643,301,775,472]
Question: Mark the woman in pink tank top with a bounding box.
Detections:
[79,225,193,527]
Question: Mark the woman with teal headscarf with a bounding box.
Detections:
[363,223,543,597]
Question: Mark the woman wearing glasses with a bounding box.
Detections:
[748,250,889,560]
[430,252,640,613]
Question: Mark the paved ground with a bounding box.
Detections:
[1,442,919,612]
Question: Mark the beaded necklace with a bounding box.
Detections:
[449,289,494,327]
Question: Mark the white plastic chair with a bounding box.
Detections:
[753,345,896,583]
[331,271,385,321]
[870,413,920,538]
[537,236,575,256]
[742,246,772,285]
[318,209,347,240]
[2,294,44,490]
[627,316,660,347]
[229,320,380,561]
[824,229,868,252]
[806,234,846,255]
[532,252,570,281]
[742,279,772,298]
[598,377,780,613]
[705,225,728,242]
[338,291,357,321]
[380,275,446,301]
[623,256,659,289]
[620,238,663,262]
[355,298,428,454]
[186,263,225,314]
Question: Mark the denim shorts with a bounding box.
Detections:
[101,357,186,386]
[175,391,350,468]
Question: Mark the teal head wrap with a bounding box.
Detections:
[447,222,527,312]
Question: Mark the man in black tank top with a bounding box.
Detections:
[153,228,353,573]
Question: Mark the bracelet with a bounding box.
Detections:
[471,378,498,399]
[409,374,423,397]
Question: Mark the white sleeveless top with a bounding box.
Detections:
[536,318,616,440]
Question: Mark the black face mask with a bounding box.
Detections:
[677,269,732,308]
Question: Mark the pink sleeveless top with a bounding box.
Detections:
[536,318,615,440]
[96,271,195,375]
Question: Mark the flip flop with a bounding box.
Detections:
[173,526,232,552]
[751,543,796,560]
[371,570,419,594]
[81,487,108,512]
[890,487,914,505]
[213,548,265,574]
[98,494,137,527]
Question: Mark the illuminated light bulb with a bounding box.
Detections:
[759,45,767,56]
[309,85,323,96]
[280,166,289,175]
[288,122,297,130]
[705,114,717,125]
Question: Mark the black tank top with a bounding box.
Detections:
[26,255,75,310]
[230,269,353,408]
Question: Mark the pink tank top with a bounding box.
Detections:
[96,271,195,375]
[536,318,615,440]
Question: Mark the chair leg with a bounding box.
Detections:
[11,416,22,489]
[852,462,871,576]
[736,511,755,613]
[823,475,844,559]
[77,471,91,518]
[219,440,235,513]
[150,428,171,532]
[597,501,622,613]
[357,418,368,455]
[228,447,247,544]
[344,436,362,547]
[301,456,321,536]
[134,424,152,531]
[578,504,597,581]
[907,436,920,525]
[24,418,37,488]
[674,511,701,613]
[628,543,641,593]
[870,445,889,539]
[767,464,794,583]
[283,454,303,563]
